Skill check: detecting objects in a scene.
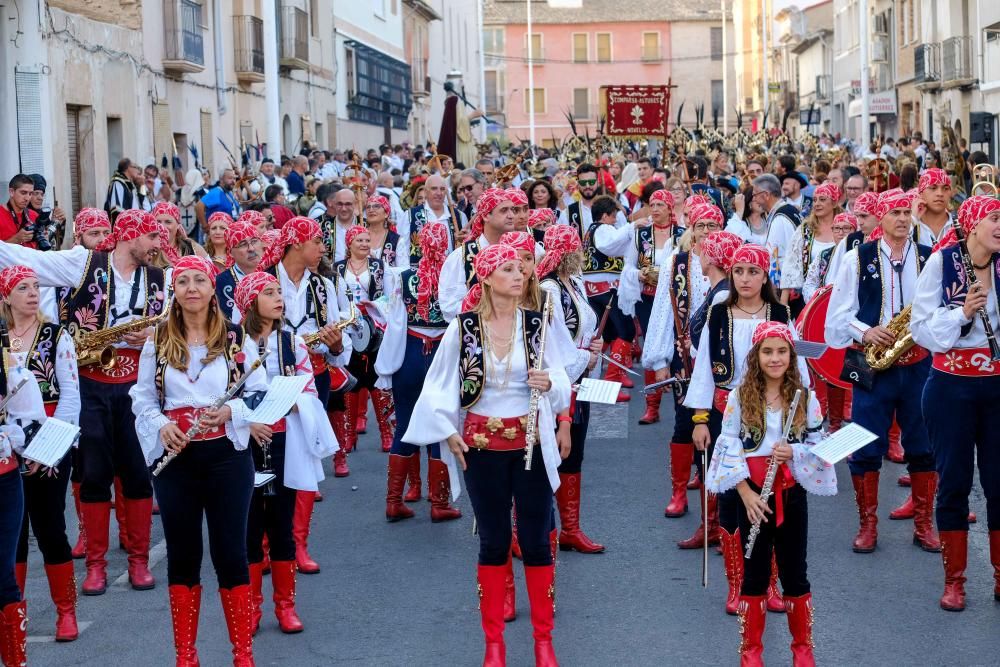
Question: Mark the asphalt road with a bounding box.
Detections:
[24,391,1000,666]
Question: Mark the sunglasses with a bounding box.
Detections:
[459,184,476,192]
[578,178,598,186]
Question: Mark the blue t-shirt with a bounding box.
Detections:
[287,171,305,195]
[201,186,240,219]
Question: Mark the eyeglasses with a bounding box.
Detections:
[577,178,598,186]
[750,190,767,199]
[694,222,722,231]
[669,187,686,194]
[459,184,476,192]
[832,225,855,234]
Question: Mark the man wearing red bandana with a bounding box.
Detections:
[912,195,1000,612]
[825,188,940,555]
[913,168,955,247]
[0,208,167,596]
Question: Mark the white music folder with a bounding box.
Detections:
[248,374,312,424]
[22,418,80,468]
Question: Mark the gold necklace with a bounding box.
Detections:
[485,315,517,392]
[10,321,35,352]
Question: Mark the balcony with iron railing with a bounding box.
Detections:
[914,42,941,90]
[280,5,309,69]
[163,0,205,74]
[233,15,265,84]
[941,35,975,88]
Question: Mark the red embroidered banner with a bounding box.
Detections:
[603,85,671,137]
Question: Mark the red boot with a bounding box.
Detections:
[356,387,369,434]
[219,585,256,666]
[604,340,632,402]
[785,593,816,667]
[511,508,522,560]
[332,446,350,477]
[81,501,112,595]
[504,553,516,622]
[168,584,201,667]
[261,535,271,574]
[827,383,847,433]
[293,491,320,574]
[525,564,558,667]
[639,370,661,424]
[677,489,720,549]
[342,393,359,453]
[404,452,422,502]
[271,560,304,633]
[898,473,911,487]
[71,482,86,560]
[910,471,942,552]
[44,562,79,642]
[766,555,784,613]
[720,528,743,615]
[330,409,351,477]
[0,600,26,666]
[939,530,967,611]
[124,497,156,590]
[477,564,507,666]
[249,562,264,635]
[114,477,128,551]
[889,493,915,520]
[371,388,397,453]
[687,469,700,490]
[850,473,878,553]
[429,458,462,522]
[737,596,766,667]
[886,418,905,463]
[664,443,693,517]
[386,454,416,522]
[989,531,1000,601]
[555,472,604,553]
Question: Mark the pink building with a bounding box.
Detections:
[483,0,735,146]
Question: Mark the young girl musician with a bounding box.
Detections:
[707,321,836,666]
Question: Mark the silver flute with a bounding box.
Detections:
[152,350,270,477]
[524,294,553,471]
[744,388,802,560]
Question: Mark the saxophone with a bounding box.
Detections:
[864,305,915,371]
[75,311,167,370]
[301,294,358,348]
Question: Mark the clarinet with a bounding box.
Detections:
[745,389,803,560]
[152,350,270,477]
[953,221,1000,361]
[524,294,553,471]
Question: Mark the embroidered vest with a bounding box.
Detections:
[816,246,835,285]
[153,322,247,409]
[407,206,429,262]
[567,202,585,240]
[270,330,298,378]
[671,251,693,327]
[939,245,1000,339]
[103,173,134,220]
[334,257,386,300]
[707,303,790,387]
[635,226,658,270]
[265,266,330,333]
[540,276,580,341]
[463,240,482,287]
[377,230,401,267]
[583,222,624,275]
[215,267,241,321]
[739,412,813,453]
[855,241,931,328]
[25,323,64,406]
[401,269,447,329]
[457,309,543,410]
[61,251,166,340]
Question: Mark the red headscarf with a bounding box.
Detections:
[918,168,951,194]
[876,189,914,220]
[813,182,842,203]
[368,194,391,218]
[751,321,794,346]
[74,208,111,235]
[151,201,181,222]
[96,209,160,252]
[688,202,724,226]
[700,231,743,272]
[834,212,860,231]
[650,189,675,208]
[508,189,529,207]
[345,225,369,248]
[207,212,234,228]
[461,244,519,312]
[852,192,880,217]
[536,224,582,279]
[499,231,535,255]
[223,220,263,268]
[258,216,321,270]
[528,208,556,229]
[416,222,449,320]
[171,256,217,288]
[934,195,1000,252]
[0,266,36,298]
[732,243,770,272]
[234,271,279,317]
[466,188,511,241]
[236,210,266,229]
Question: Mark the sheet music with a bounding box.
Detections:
[810,423,879,465]
[575,379,623,405]
[22,418,80,468]
[248,375,312,424]
[794,340,829,359]
[254,472,276,488]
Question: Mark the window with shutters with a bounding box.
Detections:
[642,32,661,62]
[67,107,83,214]
[572,34,588,63]
[711,80,724,115]
[525,33,544,62]
[711,27,723,61]
[596,33,612,63]
[107,117,124,179]
[327,113,337,151]
[153,103,172,168]
[485,70,505,113]
[573,88,590,119]
[14,71,44,175]
[200,110,214,171]
[524,88,546,115]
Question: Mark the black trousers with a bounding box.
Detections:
[463,447,554,566]
[557,400,589,474]
[738,481,809,598]
[78,377,152,502]
[16,452,71,565]
[347,350,378,391]
[0,470,24,607]
[246,434,296,563]
[634,291,655,336]
[587,288,635,344]
[152,437,254,589]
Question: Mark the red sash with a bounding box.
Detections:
[79,348,142,384]
[463,413,531,452]
[747,456,794,527]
